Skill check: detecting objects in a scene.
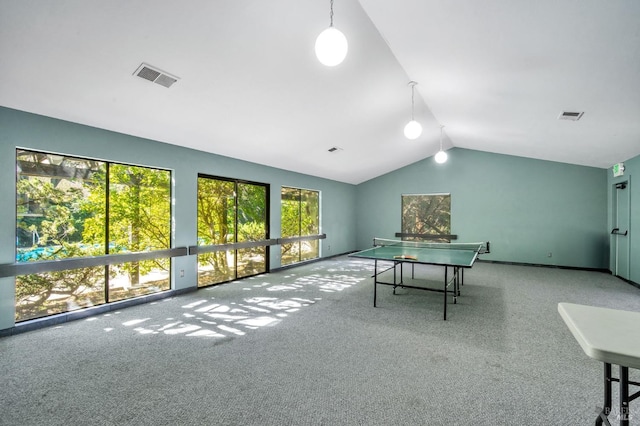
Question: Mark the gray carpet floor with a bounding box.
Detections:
[1,256,639,425]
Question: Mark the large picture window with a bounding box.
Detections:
[281,187,320,266]
[15,149,171,322]
[197,175,268,286]
[401,193,451,241]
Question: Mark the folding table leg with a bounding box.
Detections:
[620,366,629,426]
[595,362,612,426]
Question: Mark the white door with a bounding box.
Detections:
[612,181,630,279]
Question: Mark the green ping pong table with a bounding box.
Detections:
[350,238,489,320]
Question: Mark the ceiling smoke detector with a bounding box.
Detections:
[134,63,179,88]
[558,111,584,121]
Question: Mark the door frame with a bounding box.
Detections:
[611,179,630,279]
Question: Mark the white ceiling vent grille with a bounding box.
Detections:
[558,111,584,121]
[134,63,179,88]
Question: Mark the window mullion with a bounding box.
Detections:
[104,162,110,303]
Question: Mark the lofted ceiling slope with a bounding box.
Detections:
[1,0,639,184]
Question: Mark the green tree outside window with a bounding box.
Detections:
[15,150,171,322]
[281,187,320,266]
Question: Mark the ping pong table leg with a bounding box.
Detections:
[452,267,458,304]
[373,259,378,308]
[393,261,397,295]
[392,260,404,295]
[443,266,447,320]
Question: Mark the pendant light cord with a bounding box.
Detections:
[409,81,417,121]
[330,0,334,27]
[411,85,415,120]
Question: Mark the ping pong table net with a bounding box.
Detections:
[373,238,490,254]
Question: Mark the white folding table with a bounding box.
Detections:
[558,303,640,425]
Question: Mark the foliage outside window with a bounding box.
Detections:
[197,175,268,287]
[401,194,451,242]
[281,187,320,266]
[15,149,171,322]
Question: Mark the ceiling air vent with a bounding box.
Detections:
[328,146,343,153]
[558,111,584,121]
[133,63,179,88]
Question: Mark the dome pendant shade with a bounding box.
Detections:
[315,27,348,66]
[435,124,448,164]
[404,81,422,140]
[435,150,448,164]
[403,120,422,140]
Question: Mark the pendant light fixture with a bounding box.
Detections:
[435,125,448,164]
[315,0,348,67]
[404,81,422,140]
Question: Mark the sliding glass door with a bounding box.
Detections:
[197,175,268,286]
[281,187,320,266]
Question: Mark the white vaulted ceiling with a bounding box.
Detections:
[1,0,639,184]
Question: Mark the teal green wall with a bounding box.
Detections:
[0,107,357,330]
[607,153,640,283]
[356,148,608,269]
[1,106,625,331]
